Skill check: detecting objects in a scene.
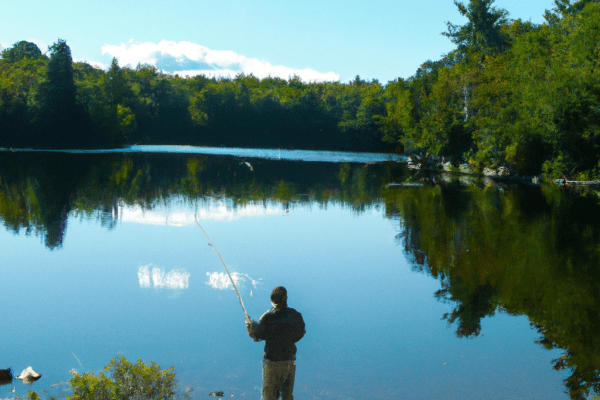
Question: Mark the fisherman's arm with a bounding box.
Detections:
[246,316,266,341]
[292,312,306,342]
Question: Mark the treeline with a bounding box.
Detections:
[2,0,600,179]
[0,40,390,152]
[381,0,600,179]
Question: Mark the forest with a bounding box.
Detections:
[1,0,600,180]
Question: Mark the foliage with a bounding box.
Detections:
[67,356,181,400]
[444,0,510,56]
[28,391,51,400]
[1,41,44,63]
[381,0,600,178]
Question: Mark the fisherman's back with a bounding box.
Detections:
[250,306,306,361]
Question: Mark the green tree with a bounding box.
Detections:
[544,0,600,25]
[444,0,510,57]
[468,23,555,173]
[337,78,385,150]
[1,41,43,63]
[380,60,458,156]
[44,40,77,112]
[0,51,47,146]
[542,2,600,179]
[437,0,511,164]
[38,39,89,147]
[85,58,137,145]
[128,64,192,144]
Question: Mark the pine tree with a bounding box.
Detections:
[444,0,510,57]
[38,39,88,147]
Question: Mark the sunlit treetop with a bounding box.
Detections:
[444,0,510,56]
[1,40,44,63]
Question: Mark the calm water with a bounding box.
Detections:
[1,148,598,399]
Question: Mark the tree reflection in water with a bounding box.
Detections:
[0,152,391,250]
[384,181,600,400]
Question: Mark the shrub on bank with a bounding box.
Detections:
[27,356,189,400]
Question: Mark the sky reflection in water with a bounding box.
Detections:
[11,144,406,163]
[0,198,568,399]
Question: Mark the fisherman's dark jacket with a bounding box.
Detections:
[249,305,306,361]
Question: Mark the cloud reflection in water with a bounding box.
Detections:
[120,202,286,226]
[205,271,260,290]
[138,264,190,289]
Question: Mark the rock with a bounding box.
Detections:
[483,167,497,176]
[483,166,511,177]
[16,366,41,383]
[0,367,13,384]
[497,166,510,177]
[459,164,474,174]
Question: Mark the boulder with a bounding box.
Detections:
[0,367,13,384]
[16,366,41,383]
[459,164,474,174]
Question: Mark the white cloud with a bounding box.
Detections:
[83,60,109,70]
[30,39,49,53]
[102,40,339,82]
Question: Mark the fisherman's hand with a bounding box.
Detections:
[246,319,259,339]
[246,319,257,329]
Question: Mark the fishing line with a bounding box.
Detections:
[195,214,251,324]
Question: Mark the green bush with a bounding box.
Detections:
[66,356,183,400]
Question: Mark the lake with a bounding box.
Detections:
[1,146,599,400]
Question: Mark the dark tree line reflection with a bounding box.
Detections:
[384,181,600,399]
[0,152,395,249]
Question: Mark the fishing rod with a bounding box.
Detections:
[195,214,251,324]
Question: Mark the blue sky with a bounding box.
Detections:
[2,0,556,83]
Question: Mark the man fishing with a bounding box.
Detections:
[246,286,306,400]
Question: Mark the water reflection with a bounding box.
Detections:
[384,181,600,399]
[196,202,287,221]
[0,151,389,248]
[22,144,406,163]
[138,264,190,289]
[119,202,286,226]
[2,150,600,398]
[123,206,195,227]
[205,272,261,290]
